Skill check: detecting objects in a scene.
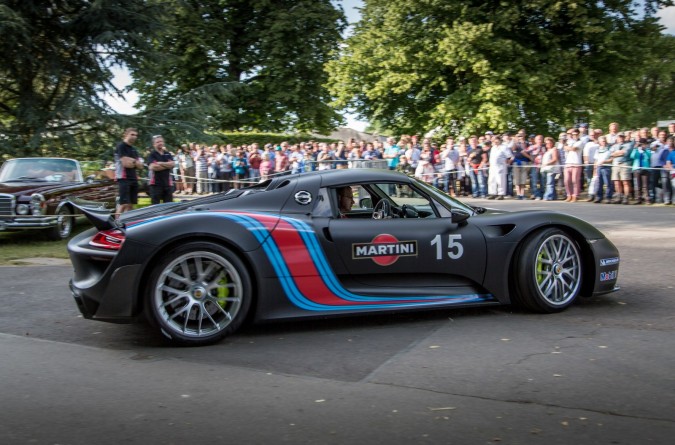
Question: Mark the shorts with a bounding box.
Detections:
[118,179,139,204]
[611,164,631,181]
[512,164,530,185]
[150,185,173,205]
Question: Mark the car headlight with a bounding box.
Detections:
[30,194,46,216]
[16,204,30,215]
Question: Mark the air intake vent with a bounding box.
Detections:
[483,224,516,237]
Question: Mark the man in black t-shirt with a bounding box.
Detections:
[114,128,143,216]
[147,135,175,205]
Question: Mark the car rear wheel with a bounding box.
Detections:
[145,242,252,345]
[513,228,582,313]
[46,206,74,240]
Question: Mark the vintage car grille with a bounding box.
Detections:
[0,194,16,216]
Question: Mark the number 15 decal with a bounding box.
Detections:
[431,234,464,259]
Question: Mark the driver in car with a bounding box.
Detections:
[337,186,355,218]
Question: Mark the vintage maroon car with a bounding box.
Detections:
[0,157,117,240]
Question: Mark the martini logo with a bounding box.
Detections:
[352,234,418,266]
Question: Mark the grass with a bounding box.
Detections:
[0,222,85,264]
[0,197,152,265]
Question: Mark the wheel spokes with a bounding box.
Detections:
[535,235,581,305]
[155,251,243,338]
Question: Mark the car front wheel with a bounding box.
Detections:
[514,228,582,313]
[145,242,252,345]
[46,205,74,240]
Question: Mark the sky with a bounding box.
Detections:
[104,0,672,133]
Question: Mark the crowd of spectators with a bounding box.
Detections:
[161,122,675,205]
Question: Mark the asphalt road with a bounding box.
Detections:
[1,199,674,445]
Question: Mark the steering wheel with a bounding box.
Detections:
[373,199,393,219]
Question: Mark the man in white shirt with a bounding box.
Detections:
[487,136,514,200]
[583,129,601,201]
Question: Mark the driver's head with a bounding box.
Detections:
[338,186,354,213]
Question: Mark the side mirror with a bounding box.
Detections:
[359,197,373,209]
[451,208,470,224]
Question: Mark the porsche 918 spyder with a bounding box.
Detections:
[67,169,620,345]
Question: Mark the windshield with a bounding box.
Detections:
[0,158,80,182]
[412,176,477,215]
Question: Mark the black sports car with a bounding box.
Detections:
[68,169,620,345]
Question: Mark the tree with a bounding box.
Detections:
[130,0,347,134]
[0,0,162,158]
[591,33,675,129]
[326,0,674,136]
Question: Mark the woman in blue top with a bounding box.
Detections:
[630,138,652,204]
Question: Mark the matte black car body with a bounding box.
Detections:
[0,158,117,239]
[68,169,620,345]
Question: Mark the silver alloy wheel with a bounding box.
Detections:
[534,234,581,306]
[56,207,73,239]
[153,251,244,338]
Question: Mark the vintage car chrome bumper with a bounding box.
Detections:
[0,216,60,230]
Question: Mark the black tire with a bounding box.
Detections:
[145,242,252,345]
[513,228,583,313]
[46,206,74,240]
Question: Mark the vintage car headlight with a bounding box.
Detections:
[16,204,30,215]
[30,194,46,216]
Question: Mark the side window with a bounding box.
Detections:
[373,182,438,219]
[354,185,373,209]
[331,184,373,218]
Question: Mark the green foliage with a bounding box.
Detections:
[0,0,162,158]
[327,0,675,135]
[130,0,347,134]
[591,33,675,129]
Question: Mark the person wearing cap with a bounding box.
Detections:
[563,128,583,202]
[629,138,653,204]
[274,145,289,174]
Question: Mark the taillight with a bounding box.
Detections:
[89,229,126,250]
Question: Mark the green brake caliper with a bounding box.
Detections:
[216,275,230,308]
[536,249,545,285]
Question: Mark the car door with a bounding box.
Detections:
[319,183,488,294]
